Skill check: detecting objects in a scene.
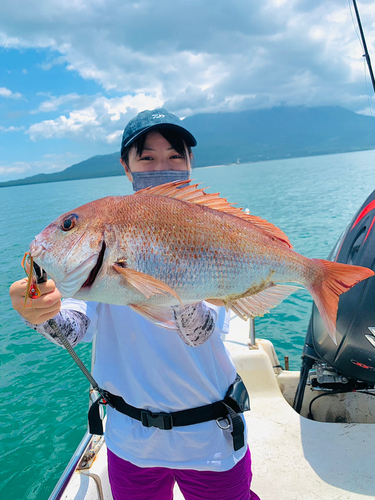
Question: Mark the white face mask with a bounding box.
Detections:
[131,170,190,192]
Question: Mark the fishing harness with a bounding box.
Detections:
[34,264,249,452]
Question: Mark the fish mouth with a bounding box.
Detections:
[81,240,106,288]
[29,239,46,259]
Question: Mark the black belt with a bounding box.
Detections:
[88,374,250,451]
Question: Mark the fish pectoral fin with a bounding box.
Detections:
[129,304,178,330]
[113,264,182,304]
[228,284,300,320]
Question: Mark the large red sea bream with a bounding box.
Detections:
[29,181,374,343]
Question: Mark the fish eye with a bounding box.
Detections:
[61,215,77,232]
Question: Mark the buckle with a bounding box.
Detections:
[141,410,173,430]
[98,390,115,408]
[216,416,231,430]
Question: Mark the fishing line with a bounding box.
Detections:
[348,0,375,119]
[348,0,363,51]
[363,57,375,119]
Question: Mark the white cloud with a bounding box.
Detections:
[2,1,374,109]
[0,154,85,180]
[47,163,67,171]
[0,30,56,50]
[28,93,163,143]
[0,162,31,176]
[42,152,80,160]
[2,0,375,150]
[28,107,98,140]
[0,87,22,99]
[0,125,24,132]
[31,93,83,113]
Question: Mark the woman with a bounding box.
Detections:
[9,109,260,500]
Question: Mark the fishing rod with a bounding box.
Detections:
[352,0,375,95]
[32,261,110,434]
[30,262,98,388]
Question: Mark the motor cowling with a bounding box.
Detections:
[308,189,375,384]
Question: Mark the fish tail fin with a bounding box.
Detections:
[308,259,374,344]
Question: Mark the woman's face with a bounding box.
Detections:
[121,130,191,182]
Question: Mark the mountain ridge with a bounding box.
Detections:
[2,105,375,188]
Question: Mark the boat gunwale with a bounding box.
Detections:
[48,431,92,500]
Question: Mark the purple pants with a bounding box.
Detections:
[107,447,261,500]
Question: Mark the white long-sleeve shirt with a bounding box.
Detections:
[28,299,247,471]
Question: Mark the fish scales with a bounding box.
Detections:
[105,195,292,301]
[28,181,374,342]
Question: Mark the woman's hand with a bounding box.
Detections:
[9,277,62,325]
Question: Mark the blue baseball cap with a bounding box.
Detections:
[120,108,197,155]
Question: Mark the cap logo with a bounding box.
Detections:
[121,108,197,150]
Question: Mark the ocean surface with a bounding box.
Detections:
[1,149,374,499]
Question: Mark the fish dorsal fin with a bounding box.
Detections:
[136,180,292,248]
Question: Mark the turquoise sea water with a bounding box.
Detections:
[1,149,375,499]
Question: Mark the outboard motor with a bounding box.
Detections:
[294,189,375,413]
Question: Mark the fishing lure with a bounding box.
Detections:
[21,252,42,306]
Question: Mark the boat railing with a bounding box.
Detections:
[249,317,256,346]
[48,431,92,500]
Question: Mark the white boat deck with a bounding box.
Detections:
[53,315,375,499]
[236,352,375,499]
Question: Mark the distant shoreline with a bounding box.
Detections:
[0,165,229,189]
[3,105,375,188]
[2,147,375,189]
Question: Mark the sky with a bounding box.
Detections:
[1,0,375,182]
